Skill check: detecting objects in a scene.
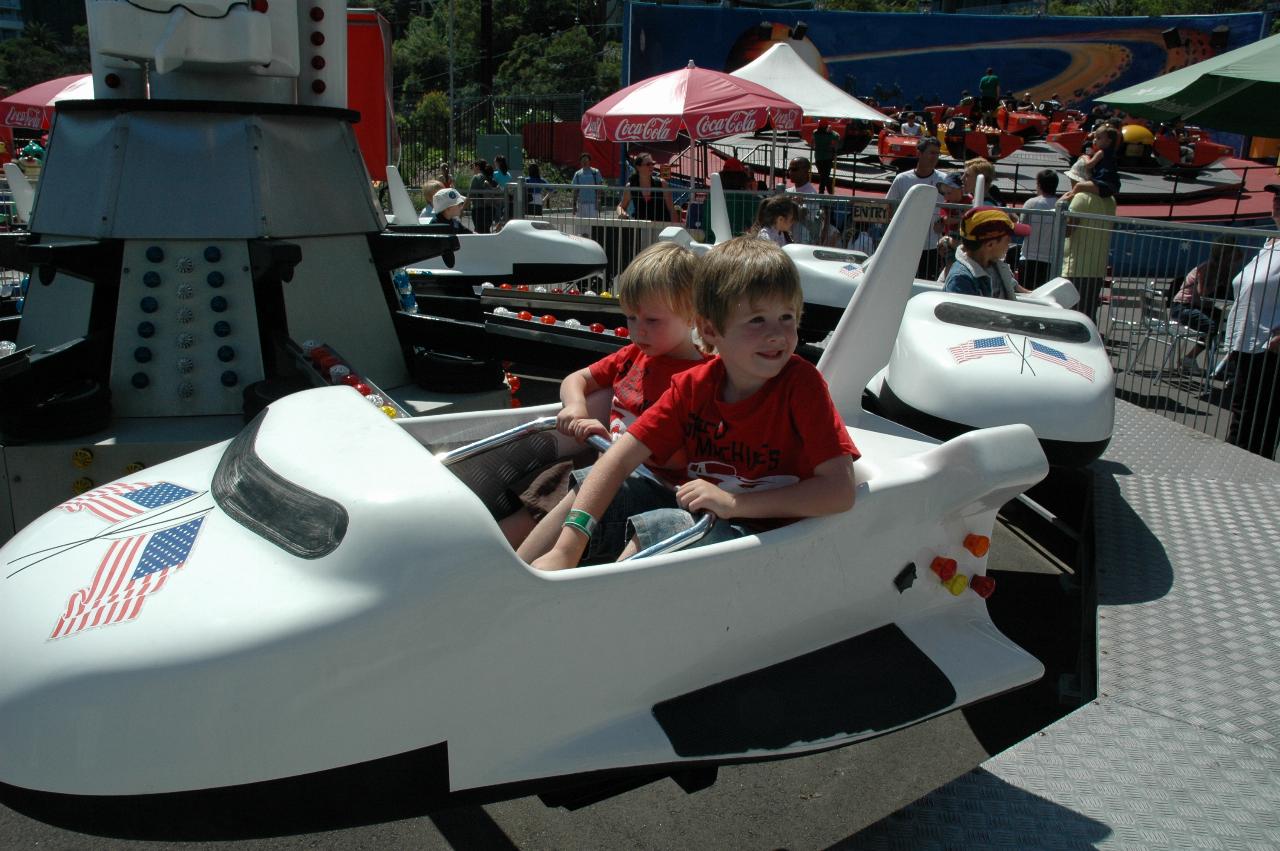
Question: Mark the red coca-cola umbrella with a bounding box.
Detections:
[0,74,93,131]
[582,61,801,143]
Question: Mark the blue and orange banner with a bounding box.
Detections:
[624,6,1266,115]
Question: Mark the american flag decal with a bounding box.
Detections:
[949,336,1011,363]
[50,516,206,640]
[1029,340,1095,381]
[59,482,197,523]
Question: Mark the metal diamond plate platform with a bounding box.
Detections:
[852,401,1280,849]
[1100,400,1280,485]
[851,701,1280,850]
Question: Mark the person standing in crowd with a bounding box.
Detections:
[1018,169,1061,289]
[525,162,548,216]
[437,161,453,188]
[787,157,819,244]
[886,137,946,279]
[1224,185,1280,457]
[492,154,512,188]
[616,152,677,222]
[492,155,513,220]
[944,207,1031,299]
[1058,166,1116,322]
[718,157,758,239]
[978,67,1001,125]
[788,156,818,195]
[572,152,604,220]
[467,159,498,235]
[812,119,841,195]
[943,109,972,160]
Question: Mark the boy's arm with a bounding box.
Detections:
[675,453,856,520]
[532,434,654,571]
[557,366,605,438]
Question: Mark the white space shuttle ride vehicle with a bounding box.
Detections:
[0,185,1051,798]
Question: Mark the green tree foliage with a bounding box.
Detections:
[495,25,606,96]
[0,21,90,93]
[391,0,612,109]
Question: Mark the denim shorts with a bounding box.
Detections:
[570,466,676,563]
[627,508,754,554]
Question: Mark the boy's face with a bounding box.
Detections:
[622,297,694,358]
[699,294,799,395]
[977,233,1012,265]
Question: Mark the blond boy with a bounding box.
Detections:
[512,242,704,555]
[529,237,858,570]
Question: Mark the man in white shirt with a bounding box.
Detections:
[787,157,819,244]
[1225,184,1280,457]
[885,137,946,278]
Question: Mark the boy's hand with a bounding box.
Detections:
[676,479,737,519]
[557,412,608,443]
[556,403,589,434]
[571,418,609,442]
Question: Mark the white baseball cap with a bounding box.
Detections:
[431,187,467,214]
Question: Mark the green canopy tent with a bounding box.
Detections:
[1098,33,1280,137]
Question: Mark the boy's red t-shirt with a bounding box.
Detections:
[627,355,859,492]
[588,344,706,440]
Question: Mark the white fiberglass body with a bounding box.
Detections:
[872,290,1116,466]
[0,188,1048,796]
[382,168,607,288]
[405,219,608,288]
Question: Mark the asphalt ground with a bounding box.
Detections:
[0,379,1091,850]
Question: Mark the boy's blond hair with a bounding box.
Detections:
[695,237,803,334]
[422,179,444,206]
[614,241,697,318]
[964,157,996,186]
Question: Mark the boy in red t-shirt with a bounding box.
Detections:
[511,242,705,554]
[529,237,859,571]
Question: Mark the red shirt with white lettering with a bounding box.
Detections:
[628,355,859,494]
[588,344,707,441]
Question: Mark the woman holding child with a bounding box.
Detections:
[521,238,858,571]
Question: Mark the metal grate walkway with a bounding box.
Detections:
[851,400,1280,849]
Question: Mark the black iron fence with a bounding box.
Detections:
[395,93,586,190]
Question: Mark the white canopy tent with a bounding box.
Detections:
[729,43,889,122]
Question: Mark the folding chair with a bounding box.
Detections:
[1121,286,1200,384]
[1101,279,1153,356]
